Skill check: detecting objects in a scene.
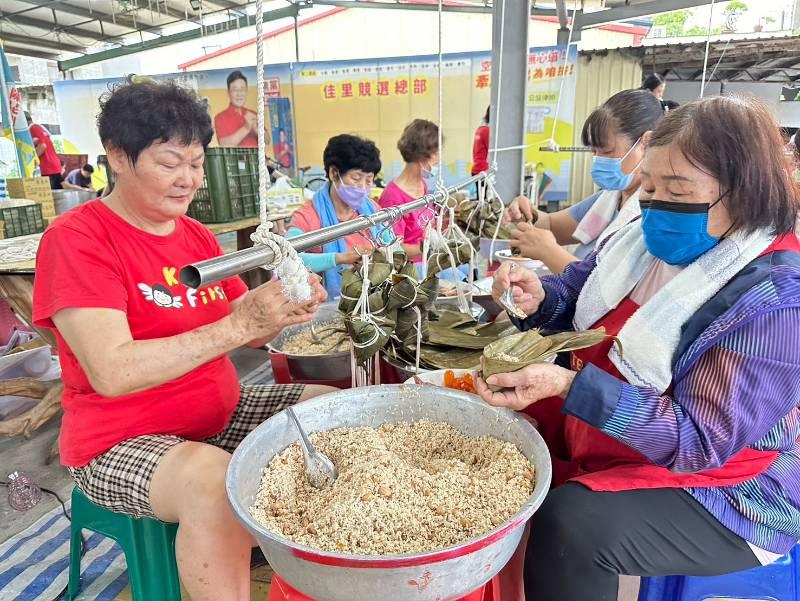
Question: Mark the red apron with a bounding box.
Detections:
[527,235,800,491]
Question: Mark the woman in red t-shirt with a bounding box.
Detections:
[32,81,330,601]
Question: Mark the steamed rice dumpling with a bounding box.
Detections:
[427,241,473,277]
[345,313,395,367]
[387,275,429,311]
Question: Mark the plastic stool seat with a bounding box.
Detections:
[68,487,182,601]
[638,544,800,601]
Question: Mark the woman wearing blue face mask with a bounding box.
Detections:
[379,119,441,264]
[287,134,388,299]
[481,96,800,601]
[509,89,664,273]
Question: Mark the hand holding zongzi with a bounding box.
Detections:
[491,262,544,317]
[474,363,576,411]
[504,195,537,224]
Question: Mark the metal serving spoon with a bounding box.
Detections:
[285,406,338,488]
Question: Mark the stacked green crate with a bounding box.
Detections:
[0,201,46,238]
[189,148,260,223]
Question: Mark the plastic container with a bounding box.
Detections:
[0,200,46,238]
[188,148,260,223]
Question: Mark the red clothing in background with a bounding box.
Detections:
[472,124,490,175]
[29,123,61,176]
[214,104,258,147]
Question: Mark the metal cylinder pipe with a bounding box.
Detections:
[180,171,491,289]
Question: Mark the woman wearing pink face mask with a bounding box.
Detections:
[379,119,441,263]
[288,134,391,299]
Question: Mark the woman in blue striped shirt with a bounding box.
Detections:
[480,95,800,601]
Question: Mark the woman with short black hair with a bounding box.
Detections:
[33,81,330,601]
[288,133,390,298]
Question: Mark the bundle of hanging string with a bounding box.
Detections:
[247,0,312,301]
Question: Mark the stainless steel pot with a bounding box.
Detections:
[227,385,552,601]
[267,302,351,382]
[52,189,97,215]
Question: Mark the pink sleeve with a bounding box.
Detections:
[379,186,410,238]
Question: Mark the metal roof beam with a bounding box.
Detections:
[577,0,714,29]
[0,30,87,52]
[311,1,558,16]
[0,13,107,41]
[59,3,299,70]
[11,0,141,31]
[1,43,61,60]
[312,0,491,13]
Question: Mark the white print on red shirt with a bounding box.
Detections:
[137,265,229,310]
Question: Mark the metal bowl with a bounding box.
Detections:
[380,353,432,382]
[52,189,96,214]
[267,303,351,382]
[227,385,552,601]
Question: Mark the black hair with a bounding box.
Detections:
[97,81,213,164]
[663,100,680,111]
[323,134,381,178]
[641,73,665,92]
[484,105,490,124]
[82,164,94,173]
[581,89,664,150]
[226,70,247,89]
[24,111,32,123]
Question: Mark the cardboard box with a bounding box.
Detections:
[5,177,55,219]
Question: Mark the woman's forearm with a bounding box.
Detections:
[54,309,250,398]
[539,245,579,275]
[402,242,422,259]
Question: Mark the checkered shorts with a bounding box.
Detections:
[67,383,305,519]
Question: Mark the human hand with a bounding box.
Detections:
[474,363,576,410]
[491,261,545,316]
[336,246,372,266]
[230,277,316,342]
[244,112,258,131]
[510,222,557,261]
[504,196,536,224]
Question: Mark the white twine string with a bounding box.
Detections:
[547,0,579,147]
[700,0,718,99]
[0,238,38,263]
[490,0,506,172]
[249,0,311,301]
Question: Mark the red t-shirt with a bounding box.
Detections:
[32,200,249,466]
[29,123,61,176]
[471,125,490,175]
[214,104,258,148]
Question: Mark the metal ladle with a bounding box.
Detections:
[285,406,338,488]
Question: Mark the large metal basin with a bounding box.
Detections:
[52,189,96,214]
[267,302,351,382]
[227,385,552,601]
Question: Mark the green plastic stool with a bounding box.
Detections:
[68,487,182,601]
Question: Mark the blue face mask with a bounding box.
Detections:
[422,162,440,180]
[591,139,641,191]
[640,199,722,266]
